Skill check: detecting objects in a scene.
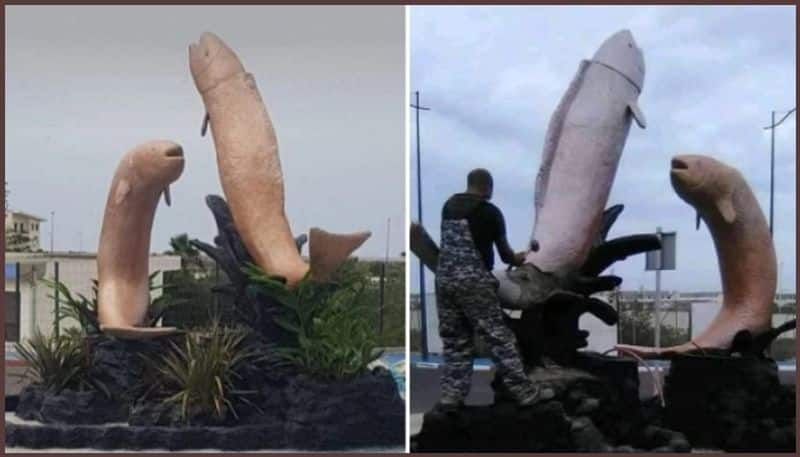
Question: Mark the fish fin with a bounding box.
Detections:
[716,195,737,224]
[595,204,625,245]
[308,228,371,282]
[201,112,210,137]
[114,179,131,205]
[163,185,172,207]
[628,99,647,128]
[294,234,308,254]
[696,211,702,230]
[614,343,694,359]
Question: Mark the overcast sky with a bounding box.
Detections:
[411,5,796,293]
[6,5,405,259]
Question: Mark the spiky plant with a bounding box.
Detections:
[244,263,382,380]
[14,328,108,396]
[146,320,264,423]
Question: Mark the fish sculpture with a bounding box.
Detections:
[617,155,779,357]
[525,29,646,277]
[97,140,184,339]
[189,32,369,287]
[411,30,655,310]
[489,29,649,308]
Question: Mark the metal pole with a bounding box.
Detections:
[763,107,796,238]
[54,261,60,338]
[769,110,775,238]
[379,217,390,338]
[50,211,55,253]
[379,263,385,336]
[15,262,21,341]
[411,91,431,359]
[654,227,662,348]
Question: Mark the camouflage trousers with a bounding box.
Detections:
[435,220,536,404]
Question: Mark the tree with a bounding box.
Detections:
[166,233,207,275]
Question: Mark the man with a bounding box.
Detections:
[435,168,541,411]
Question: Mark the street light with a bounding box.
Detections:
[410,91,430,359]
[763,107,796,238]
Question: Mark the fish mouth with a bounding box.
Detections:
[670,156,704,193]
[164,145,184,161]
[671,157,689,171]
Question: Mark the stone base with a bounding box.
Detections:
[663,354,796,452]
[411,400,689,452]
[5,421,286,451]
[7,369,404,450]
[413,359,689,452]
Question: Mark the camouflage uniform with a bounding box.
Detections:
[436,219,537,404]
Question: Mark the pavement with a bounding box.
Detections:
[4,413,404,453]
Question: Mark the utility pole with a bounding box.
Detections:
[763,107,796,238]
[379,217,390,337]
[410,91,430,359]
[50,211,55,253]
[654,228,662,348]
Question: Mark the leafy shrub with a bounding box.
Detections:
[145,320,264,423]
[244,263,382,380]
[14,328,108,396]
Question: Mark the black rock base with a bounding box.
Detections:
[663,354,796,452]
[413,356,690,452]
[8,367,404,450]
[411,401,689,452]
[6,422,287,451]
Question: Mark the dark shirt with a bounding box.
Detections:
[441,192,507,270]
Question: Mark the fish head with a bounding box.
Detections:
[189,32,245,93]
[593,29,645,92]
[670,154,738,226]
[130,140,185,205]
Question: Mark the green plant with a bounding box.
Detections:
[244,263,382,380]
[45,271,180,335]
[146,320,263,422]
[14,328,108,396]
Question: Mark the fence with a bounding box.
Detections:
[160,258,406,347]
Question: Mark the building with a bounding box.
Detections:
[4,251,181,346]
[5,210,46,252]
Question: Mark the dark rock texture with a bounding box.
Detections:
[15,385,126,425]
[284,368,406,450]
[87,335,167,400]
[5,422,287,451]
[414,355,690,452]
[7,367,404,450]
[663,354,796,452]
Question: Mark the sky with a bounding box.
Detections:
[6,5,405,259]
[410,5,796,293]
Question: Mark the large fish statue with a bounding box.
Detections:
[97,140,184,339]
[494,29,649,308]
[617,155,791,357]
[526,29,646,276]
[189,32,369,287]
